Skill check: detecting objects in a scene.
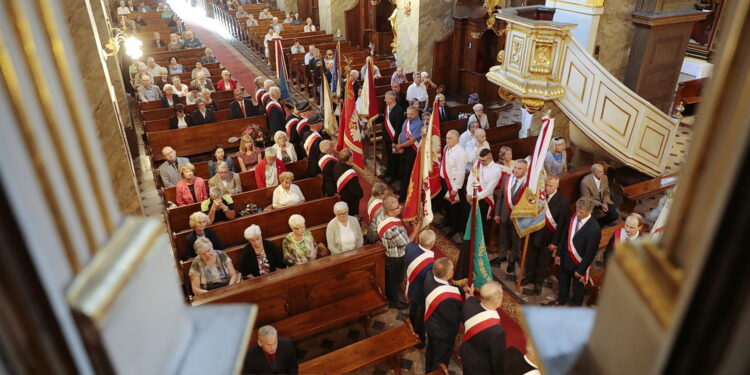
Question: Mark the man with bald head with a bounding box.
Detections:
[460,281,506,375]
[440,129,469,236]
[157,146,190,188]
[494,159,529,276]
[604,212,643,265]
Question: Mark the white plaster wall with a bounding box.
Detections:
[417,0,457,74]
[319,0,359,39]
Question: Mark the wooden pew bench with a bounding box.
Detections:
[616,172,678,213]
[299,320,420,375]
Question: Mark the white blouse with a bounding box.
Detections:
[337,221,356,252]
[272,184,305,208]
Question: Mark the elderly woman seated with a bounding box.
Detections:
[201,187,236,224]
[176,163,208,206]
[272,171,305,209]
[282,214,318,266]
[468,103,490,129]
[189,237,241,295]
[201,47,217,65]
[217,69,238,91]
[544,137,569,175]
[326,201,363,254]
[272,131,297,163]
[184,212,223,261]
[161,84,181,108]
[238,225,286,278]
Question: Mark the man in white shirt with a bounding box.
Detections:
[494,159,528,275]
[406,72,428,110]
[304,45,316,65]
[459,119,479,151]
[465,149,502,230]
[440,130,468,237]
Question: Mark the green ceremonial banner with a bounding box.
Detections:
[463,204,493,289]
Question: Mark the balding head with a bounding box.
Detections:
[319,139,333,154]
[432,258,454,281]
[624,213,644,237]
[479,281,503,309]
[162,146,176,162]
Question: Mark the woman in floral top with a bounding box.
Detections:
[238,225,286,278]
[282,214,318,266]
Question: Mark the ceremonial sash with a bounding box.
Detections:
[544,197,558,231]
[266,100,282,113]
[296,118,309,137]
[504,175,524,212]
[403,119,419,151]
[254,89,265,104]
[318,154,337,171]
[566,214,590,281]
[474,160,495,219]
[377,216,404,238]
[367,198,383,221]
[424,284,463,321]
[261,92,270,105]
[384,106,396,142]
[614,228,628,243]
[405,251,434,299]
[336,169,357,193]
[440,145,458,203]
[463,310,501,342]
[304,132,322,156]
[285,118,299,137]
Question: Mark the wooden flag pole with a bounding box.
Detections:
[516,235,531,291]
[468,184,478,287]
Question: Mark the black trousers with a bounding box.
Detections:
[558,266,585,305]
[409,302,426,343]
[384,135,400,181]
[596,203,618,227]
[499,220,522,262]
[440,180,467,236]
[399,148,417,200]
[525,236,552,286]
[425,332,455,372]
[385,255,406,305]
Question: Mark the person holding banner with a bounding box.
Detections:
[466,149,502,228]
[383,91,405,183]
[423,257,464,372]
[395,106,423,200]
[460,281,506,375]
[526,175,570,295]
[366,182,391,243]
[377,197,420,309]
[332,148,363,217]
[404,229,436,349]
[440,129,469,238]
[301,113,328,177]
[552,197,601,306]
[494,160,529,276]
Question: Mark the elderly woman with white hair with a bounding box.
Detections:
[544,137,569,175]
[201,48,217,65]
[465,128,490,164]
[145,57,162,78]
[468,103,490,129]
[238,225,286,278]
[272,171,306,209]
[282,214,318,266]
[272,131,298,163]
[183,211,223,261]
[217,69,238,91]
[189,237,241,295]
[326,201,363,254]
[161,84,181,108]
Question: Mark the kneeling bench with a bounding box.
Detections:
[300,320,420,375]
[251,288,388,343]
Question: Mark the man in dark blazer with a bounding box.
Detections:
[318,140,338,197]
[168,104,194,129]
[526,175,570,295]
[301,113,328,177]
[460,281,506,375]
[229,88,257,119]
[436,94,450,122]
[243,325,298,374]
[383,91,405,182]
[333,148,364,216]
[404,230,436,348]
[553,197,601,306]
[265,86,286,136]
[192,99,216,125]
[423,258,464,372]
[391,81,409,111]
[494,159,529,276]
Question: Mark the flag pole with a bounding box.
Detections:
[468,184,478,287]
[516,235,530,291]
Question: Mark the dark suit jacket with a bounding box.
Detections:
[437,106,450,122]
[238,240,286,277]
[321,155,337,197]
[152,39,167,48]
[333,162,363,215]
[169,114,195,130]
[533,191,571,248]
[422,276,463,339]
[301,130,327,176]
[230,98,257,119]
[385,104,405,143]
[556,215,601,275]
[243,337,298,374]
[267,103,286,136]
[460,298,506,375]
[192,108,216,125]
[494,174,526,223]
[161,94,181,108]
[404,243,433,304]
[395,91,408,111]
[184,229,223,261]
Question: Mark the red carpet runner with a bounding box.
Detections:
[187,21,257,90]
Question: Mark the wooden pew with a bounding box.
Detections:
[615,172,678,213]
[145,116,266,161]
[299,320,420,375]
[172,196,338,261]
[139,89,237,111]
[166,176,324,233]
[140,97,238,121]
[191,244,388,344]
[162,160,310,203]
[489,136,538,160]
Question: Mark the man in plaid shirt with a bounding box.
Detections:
[376,197,420,309]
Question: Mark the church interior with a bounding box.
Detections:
[1,0,749,374]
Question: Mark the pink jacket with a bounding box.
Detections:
[176,177,208,206]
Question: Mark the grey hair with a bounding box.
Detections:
[193,237,213,253]
[209,186,223,198]
[288,214,305,229]
[446,129,459,138]
[216,161,228,171]
[319,139,332,153]
[257,325,277,338]
[419,229,436,247]
[479,281,503,303]
[244,224,262,240]
[474,129,486,137]
[384,91,396,100]
[333,201,349,214]
[472,103,484,112]
[265,146,276,155]
[591,163,604,172]
[189,211,209,229]
[269,86,281,96]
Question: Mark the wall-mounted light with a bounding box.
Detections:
[104,29,143,60]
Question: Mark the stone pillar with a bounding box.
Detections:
[593,0,638,81]
[545,0,604,54]
[391,0,457,74]
[60,0,142,215]
[318,0,358,39]
[623,9,707,113]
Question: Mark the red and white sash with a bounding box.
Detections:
[463,310,501,342]
[261,92,270,104]
[474,160,495,219]
[318,154,337,171]
[265,100,282,113]
[405,250,434,299]
[614,228,629,243]
[336,169,357,193]
[441,145,458,203]
[303,131,322,156]
[296,118,309,137]
[367,198,383,221]
[566,214,591,281]
[424,284,463,321]
[285,117,299,137]
[254,89,265,104]
[403,119,419,151]
[544,199,558,231]
[377,216,404,238]
[504,175,525,212]
[384,106,396,142]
